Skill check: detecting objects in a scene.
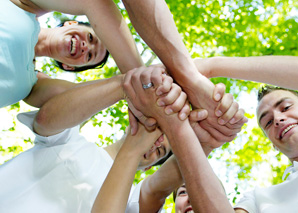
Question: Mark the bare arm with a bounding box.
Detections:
[124,69,236,213]
[194,56,298,90]
[20,0,143,73]
[33,75,124,136]
[139,156,182,213]
[92,125,162,213]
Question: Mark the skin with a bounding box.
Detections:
[93,125,171,213]
[194,56,298,90]
[35,21,107,70]
[175,185,193,213]
[103,67,247,213]
[257,90,298,162]
[11,0,239,144]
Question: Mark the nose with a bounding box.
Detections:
[81,41,90,54]
[274,112,286,127]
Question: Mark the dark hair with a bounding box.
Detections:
[258,85,298,102]
[54,21,109,72]
[152,150,173,166]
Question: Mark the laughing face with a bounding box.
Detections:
[175,185,193,213]
[51,21,107,70]
[137,136,171,171]
[257,90,298,161]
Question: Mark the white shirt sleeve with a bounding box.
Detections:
[17,111,81,146]
[234,190,257,213]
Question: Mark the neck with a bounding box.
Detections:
[35,28,54,57]
[103,137,125,160]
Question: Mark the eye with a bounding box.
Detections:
[88,33,93,42]
[282,105,291,112]
[265,119,273,128]
[178,190,187,196]
[88,52,92,61]
[156,148,161,157]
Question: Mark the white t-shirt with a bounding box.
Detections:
[234,161,298,213]
[0,111,139,213]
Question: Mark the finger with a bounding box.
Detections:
[128,108,138,135]
[228,108,246,124]
[215,93,234,117]
[213,83,226,102]
[157,83,181,108]
[218,101,239,125]
[131,69,144,93]
[140,68,153,87]
[178,100,190,120]
[144,117,157,131]
[164,91,187,115]
[156,75,173,96]
[123,70,137,101]
[150,66,165,88]
[189,109,208,122]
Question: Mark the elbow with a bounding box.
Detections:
[33,105,54,136]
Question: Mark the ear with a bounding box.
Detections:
[63,21,79,26]
[143,166,152,172]
[62,63,75,71]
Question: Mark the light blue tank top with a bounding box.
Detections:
[0,0,40,108]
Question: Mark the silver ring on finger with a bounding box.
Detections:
[142,82,153,89]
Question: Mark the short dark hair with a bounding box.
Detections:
[258,85,298,102]
[152,150,173,166]
[54,21,109,72]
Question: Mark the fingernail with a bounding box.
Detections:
[156,90,163,96]
[180,113,187,120]
[157,100,165,106]
[219,119,225,125]
[197,111,206,118]
[165,108,173,115]
[215,93,221,101]
[216,110,222,116]
[229,118,235,124]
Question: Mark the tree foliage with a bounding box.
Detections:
[1,0,298,212]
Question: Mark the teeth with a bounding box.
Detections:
[186,210,194,213]
[281,124,298,138]
[71,38,77,54]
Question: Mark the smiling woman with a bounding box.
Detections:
[37,21,110,72]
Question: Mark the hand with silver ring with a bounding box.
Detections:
[142,82,153,89]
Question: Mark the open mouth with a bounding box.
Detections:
[280,124,298,139]
[70,37,77,55]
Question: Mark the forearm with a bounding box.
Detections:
[122,0,200,84]
[160,117,234,213]
[29,0,143,72]
[34,75,124,136]
[92,151,139,213]
[86,0,144,73]
[139,156,182,213]
[201,56,298,90]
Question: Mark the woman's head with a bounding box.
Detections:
[52,21,109,72]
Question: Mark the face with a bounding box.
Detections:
[175,185,193,213]
[50,21,106,70]
[137,136,171,170]
[257,90,298,161]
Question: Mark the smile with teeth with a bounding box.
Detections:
[70,38,77,55]
[185,210,194,213]
[281,124,298,138]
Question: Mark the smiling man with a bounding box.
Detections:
[233,86,298,212]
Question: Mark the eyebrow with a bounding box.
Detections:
[259,97,290,125]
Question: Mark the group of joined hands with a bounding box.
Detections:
[122,64,248,155]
